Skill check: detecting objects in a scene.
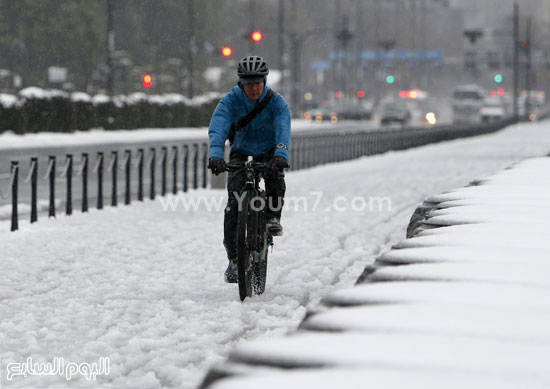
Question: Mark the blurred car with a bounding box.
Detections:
[423,111,438,126]
[304,99,371,123]
[481,97,506,123]
[451,84,485,124]
[418,102,440,126]
[380,100,411,125]
[518,90,547,121]
[304,105,339,123]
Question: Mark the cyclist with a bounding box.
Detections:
[208,55,291,283]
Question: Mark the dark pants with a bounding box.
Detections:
[223,148,286,260]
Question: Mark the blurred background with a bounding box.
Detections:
[0,0,547,121]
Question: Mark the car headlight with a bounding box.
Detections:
[425,112,437,125]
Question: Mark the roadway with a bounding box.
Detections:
[0,118,424,221]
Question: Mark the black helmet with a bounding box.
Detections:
[237,56,269,77]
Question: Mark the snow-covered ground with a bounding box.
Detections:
[0,120,339,150]
[1,120,550,388]
[207,157,550,389]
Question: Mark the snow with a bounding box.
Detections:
[0,127,209,150]
[71,92,92,103]
[126,92,149,104]
[225,332,549,373]
[321,281,550,310]
[0,93,18,108]
[0,120,338,150]
[208,150,550,388]
[211,368,545,389]
[3,88,220,108]
[18,86,51,99]
[1,120,550,388]
[92,94,110,105]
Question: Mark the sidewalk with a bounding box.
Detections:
[202,156,550,389]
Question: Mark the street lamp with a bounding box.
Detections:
[334,16,353,94]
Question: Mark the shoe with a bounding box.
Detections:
[267,217,283,236]
[224,259,238,283]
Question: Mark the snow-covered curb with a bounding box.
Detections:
[200,157,550,389]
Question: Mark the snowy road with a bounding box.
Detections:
[0,120,373,219]
[1,121,550,388]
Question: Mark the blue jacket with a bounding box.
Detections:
[208,84,291,160]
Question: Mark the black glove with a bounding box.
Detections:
[268,156,288,178]
[208,158,226,175]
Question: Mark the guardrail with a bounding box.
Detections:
[0,143,209,231]
[0,119,514,231]
[289,119,515,170]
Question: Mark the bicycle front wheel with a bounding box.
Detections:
[236,192,253,301]
[253,210,269,295]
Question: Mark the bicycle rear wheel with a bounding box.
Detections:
[236,192,253,301]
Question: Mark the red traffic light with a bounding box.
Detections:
[221,46,233,57]
[142,74,153,88]
[357,90,365,98]
[251,30,263,42]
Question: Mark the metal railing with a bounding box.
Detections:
[0,119,514,231]
[1,142,210,231]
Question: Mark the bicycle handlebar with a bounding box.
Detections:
[224,161,266,172]
[224,161,290,172]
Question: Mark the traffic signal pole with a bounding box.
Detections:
[290,0,299,117]
[525,17,532,117]
[186,0,195,98]
[513,3,519,121]
[278,0,285,93]
[106,0,115,95]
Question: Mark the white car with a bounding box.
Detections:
[451,84,485,124]
[481,97,506,123]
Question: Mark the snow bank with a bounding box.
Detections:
[203,156,550,389]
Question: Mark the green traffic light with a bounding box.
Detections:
[494,74,503,83]
[385,75,395,84]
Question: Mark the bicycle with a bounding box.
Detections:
[225,158,285,301]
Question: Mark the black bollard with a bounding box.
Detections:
[81,153,88,213]
[48,156,56,218]
[66,154,73,215]
[183,145,189,193]
[30,157,38,223]
[111,151,118,207]
[10,161,18,232]
[149,148,156,200]
[202,143,208,189]
[125,150,131,205]
[172,146,178,195]
[97,152,104,210]
[161,146,167,196]
[137,149,144,201]
[193,144,198,190]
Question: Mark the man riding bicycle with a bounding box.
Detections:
[208,56,291,283]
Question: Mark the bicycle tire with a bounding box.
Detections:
[236,192,253,301]
[253,210,269,295]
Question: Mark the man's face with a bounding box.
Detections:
[243,82,264,101]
